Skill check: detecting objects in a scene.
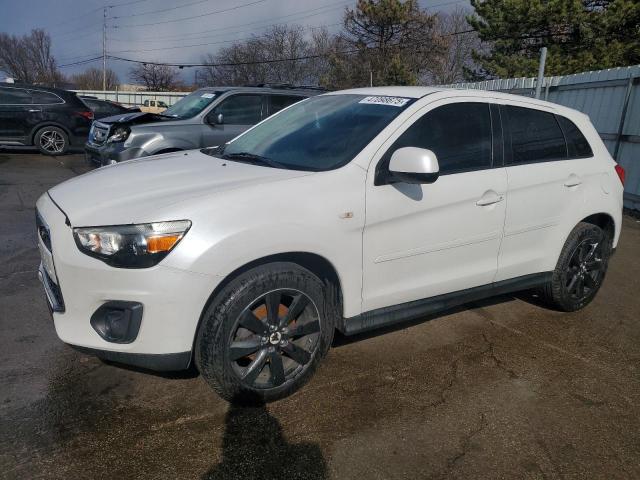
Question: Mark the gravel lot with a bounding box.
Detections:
[1,151,639,480]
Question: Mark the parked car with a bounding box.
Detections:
[80,96,141,119]
[84,85,322,166]
[37,87,624,403]
[0,84,93,155]
[140,99,168,113]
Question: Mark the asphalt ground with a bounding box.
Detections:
[1,151,639,479]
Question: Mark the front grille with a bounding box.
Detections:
[89,122,110,146]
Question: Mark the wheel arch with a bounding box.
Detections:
[579,212,615,241]
[191,251,345,363]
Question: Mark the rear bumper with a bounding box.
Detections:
[84,142,148,166]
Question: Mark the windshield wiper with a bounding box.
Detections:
[221,152,286,169]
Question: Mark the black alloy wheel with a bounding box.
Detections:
[228,289,321,389]
[563,238,605,301]
[540,222,611,311]
[196,262,335,403]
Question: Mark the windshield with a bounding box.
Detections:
[215,94,413,171]
[162,90,216,119]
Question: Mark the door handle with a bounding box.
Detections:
[564,174,582,188]
[28,109,41,113]
[476,193,504,207]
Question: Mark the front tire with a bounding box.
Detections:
[35,126,69,155]
[540,222,611,311]
[196,263,335,403]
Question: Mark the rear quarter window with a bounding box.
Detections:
[556,115,593,158]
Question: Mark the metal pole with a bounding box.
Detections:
[535,47,547,99]
[613,76,634,161]
[102,7,107,92]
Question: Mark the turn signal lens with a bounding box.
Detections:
[146,234,182,253]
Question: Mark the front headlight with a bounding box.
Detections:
[107,126,130,143]
[73,220,191,268]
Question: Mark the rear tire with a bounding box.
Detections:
[540,222,612,311]
[35,126,69,156]
[195,262,335,403]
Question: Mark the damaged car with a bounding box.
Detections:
[84,85,321,166]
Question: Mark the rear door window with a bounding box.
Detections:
[556,115,593,158]
[269,95,304,115]
[505,106,567,164]
[31,90,63,104]
[0,87,32,105]
[382,102,493,175]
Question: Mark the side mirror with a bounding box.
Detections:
[387,147,440,184]
[207,113,224,125]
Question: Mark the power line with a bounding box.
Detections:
[108,0,158,7]
[57,52,103,62]
[108,22,342,54]
[108,0,352,45]
[111,0,211,19]
[112,0,268,28]
[104,27,479,68]
[59,56,104,68]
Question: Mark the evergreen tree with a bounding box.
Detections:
[328,0,441,87]
[467,0,640,78]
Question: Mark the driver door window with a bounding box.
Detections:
[212,94,263,125]
[379,102,493,178]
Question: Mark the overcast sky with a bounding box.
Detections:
[1,0,469,85]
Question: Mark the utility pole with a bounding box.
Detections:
[102,7,107,91]
[534,47,547,99]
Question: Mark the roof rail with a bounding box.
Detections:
[243,83,328,91]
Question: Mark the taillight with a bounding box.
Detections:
[75,110,94,121]
[614,164,625,186]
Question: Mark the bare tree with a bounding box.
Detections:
[129,63,180,91]
[425,7,482,85]
[198,25,317,87]
[71,67,119,90]
[0,29,63,85]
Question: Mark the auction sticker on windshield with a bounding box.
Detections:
[359,96,411,107]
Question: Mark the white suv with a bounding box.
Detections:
[36,87,625,402]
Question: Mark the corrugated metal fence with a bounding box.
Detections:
[441,65,640,211]
[73,89,189,107]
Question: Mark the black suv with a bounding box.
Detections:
[80,96,140,120]
[0,84,94,155]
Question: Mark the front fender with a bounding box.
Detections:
[127,131,198,155]
[181,222,363,318]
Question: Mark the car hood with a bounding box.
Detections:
[48,150,311,226]
[96,111,172,126]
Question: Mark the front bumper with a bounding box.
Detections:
[70,345,192,371]
[35,193,221,370]
[84,141,148,167]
